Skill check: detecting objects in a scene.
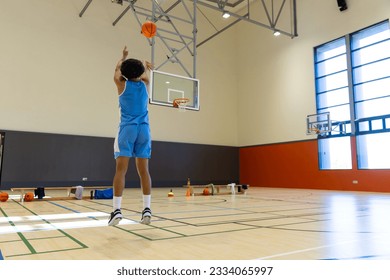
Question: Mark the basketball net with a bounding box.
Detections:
[173,98,189,112]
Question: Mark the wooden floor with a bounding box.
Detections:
[1,186,390,260]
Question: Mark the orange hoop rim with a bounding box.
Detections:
[309,127,325,135]
[173,98,190,108]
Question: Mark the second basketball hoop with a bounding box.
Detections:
[173,98,190,112]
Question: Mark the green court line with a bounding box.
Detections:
[63,200,190,240]
[77,196,265,221]
[112,217,261,241]
[0,207,36,254]
[69,199,195,229]
[68,198,285,241]
[5,247,85,258]
[17,201,88,249]
[133,225,260,241]
[128,223,186,237]
[113,226,154,241]
[3,194,331,247]
[3,234,87,259]
[0,239,22,244]
[0,201,89,258]
[59,229,88,248]
[24,235,65,241]
[112,208,329,242]
[44,200,160,241]
[110,217,187,241]
[85,198,327,240]
[60,199,111,213]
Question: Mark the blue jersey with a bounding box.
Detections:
[118,80,149,125]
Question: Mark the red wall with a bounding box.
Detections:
[239,137,390,192]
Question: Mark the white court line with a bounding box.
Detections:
[0,211,138,234]
[0,219,137,234]
[0,212,109,223]
[255,238,364,260]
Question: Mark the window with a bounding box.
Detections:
[352,22,390,169]
[314,20,390,170]
[314,37,352,169]
[318,137,352,169]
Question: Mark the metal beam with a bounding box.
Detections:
[118,0,196,77]
[112,5,131,26]
[79,0,93,17]
[197,13,245,47]
[78,0,298,78]
[204,0,246,8]
[274,0,287,27]
[293,0,298,37]
[80,0,298,38]
[196,0,297,38]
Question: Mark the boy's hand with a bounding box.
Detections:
[144,61,153,70]
[122,46,128,60]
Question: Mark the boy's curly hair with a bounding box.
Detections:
[120,58,145,80]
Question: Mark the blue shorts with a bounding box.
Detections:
[114,123,151,159]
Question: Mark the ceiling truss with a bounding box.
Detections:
[79,0,297,78]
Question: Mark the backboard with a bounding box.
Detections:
[149,70,200,111]
[306,112,332,135]
[306,112,348,136]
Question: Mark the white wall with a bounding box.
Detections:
[1,0,388,148]
[236,0,390,146]
[0,0,238,146]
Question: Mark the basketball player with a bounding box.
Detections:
[108,46,153,226]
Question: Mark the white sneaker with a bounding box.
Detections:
[108,209,122,226]
[140,207,152,225]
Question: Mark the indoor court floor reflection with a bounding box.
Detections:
[1,187,390,260]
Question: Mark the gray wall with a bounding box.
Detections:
[0,130,239,189]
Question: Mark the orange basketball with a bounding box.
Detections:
[0,193,9,202]
[203,187,210,195]
[141,21,157,38]
[24,192,34,202]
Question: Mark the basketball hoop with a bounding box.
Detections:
[306,112,331,136]
[309,127,321,135]
[173,98,190,112]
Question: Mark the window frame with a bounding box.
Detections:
[313,20,390,170]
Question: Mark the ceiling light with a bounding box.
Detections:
[222,12,230,19]
[273,30,281,36]
[111,0,123,4]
